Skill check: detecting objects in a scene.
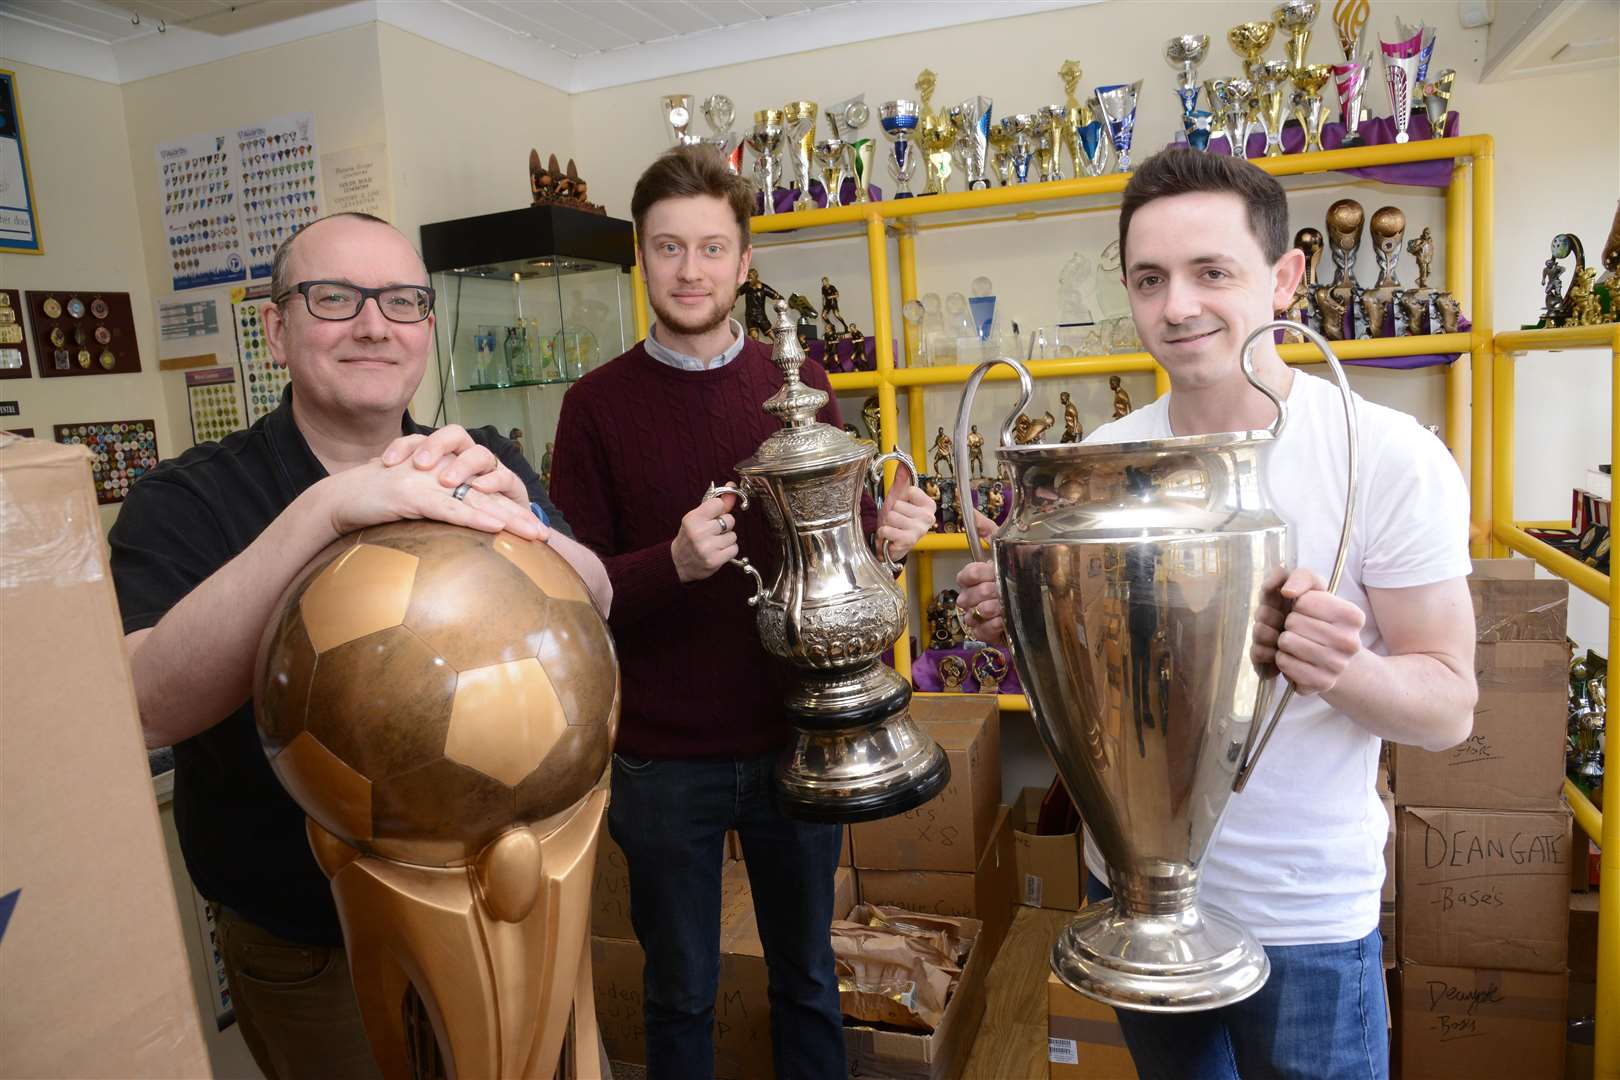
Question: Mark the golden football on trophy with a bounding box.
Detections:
[253,520,619,868]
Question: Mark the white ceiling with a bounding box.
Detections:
[0,0,1096,88]
[0,0,860,53]
[441,0,849,59]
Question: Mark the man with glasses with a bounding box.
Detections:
[109,211,609,1080]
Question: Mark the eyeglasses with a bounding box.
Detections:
[275,280,436,323]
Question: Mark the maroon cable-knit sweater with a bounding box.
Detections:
[549,338,878,759]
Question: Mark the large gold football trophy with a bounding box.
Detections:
[254,522,620,1078]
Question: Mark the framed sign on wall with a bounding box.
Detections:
[0,70,42,255]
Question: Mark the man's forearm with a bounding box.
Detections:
[1322,647,1477,752]
[129,486,340,749]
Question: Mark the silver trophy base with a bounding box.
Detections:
[774,706,950,824]
[1051,898,1270,1013]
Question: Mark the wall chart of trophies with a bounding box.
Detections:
[656,3,1460,206]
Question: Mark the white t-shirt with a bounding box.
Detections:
[1079,369,1471,945]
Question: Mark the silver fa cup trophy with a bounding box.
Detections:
[951,320,1358,1010]
[709,301,950,822]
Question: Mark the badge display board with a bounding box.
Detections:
[233,293,286,421]
[53,419,159,505]
[25,290,141,377]
[239,115,319,279]
[185,366,245,444]
[0,289,30,378]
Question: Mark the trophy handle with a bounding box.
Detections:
[703,482,768,607]
[952,356,1035,564]
[1233,318,1360,792]
[869,450,921,573]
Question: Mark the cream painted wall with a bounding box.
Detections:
[0,62,163,533]
[119,26,389,462]
[375,22,578,426]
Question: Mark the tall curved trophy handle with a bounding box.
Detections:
[952,357,1035,563]
[869,449,921,572]
[1233,318,1360,792]
[703,482,767,607]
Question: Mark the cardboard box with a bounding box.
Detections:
[1396,806,1571,972]
[0,438,212,1078]
[593,824,738,941]
[856,804,1017,956]
[1011,786,1084,912]
[591,829,635,940]
[594,865,856,1080]
[592,934,647,1067]
[1392,561,1568,811]
[1398,964,1567,1079]
[852,696,1001,872]
[841,826,853,867]
[844,902,993,1080]
[1568,892,1599,983]
[713,863,856,1080]
[1381,902,1396,970]
[1046,972,1138,1079]
[1382,788,1396,904]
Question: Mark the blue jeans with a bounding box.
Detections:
[608,750,846,1080]
[1084,875,1388,1080]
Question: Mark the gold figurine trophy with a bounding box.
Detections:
[255,522,621,1079]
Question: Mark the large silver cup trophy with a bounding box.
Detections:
[709,301,950,822]
[951,321,1357,1010]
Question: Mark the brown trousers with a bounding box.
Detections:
[213,906,382,1080]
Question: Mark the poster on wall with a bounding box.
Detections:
[0,70,43,254]
[157,130,247,291]
[233,285,288,422]
[157,290,232,370]
[239,113,320,280]
[185,366,245,445]
[320,143,391,219]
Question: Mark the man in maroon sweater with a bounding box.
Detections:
[550,146,935,1079]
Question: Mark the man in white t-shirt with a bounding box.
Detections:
[955,148,1477,1080]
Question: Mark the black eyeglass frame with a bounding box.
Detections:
[273,279,437,323]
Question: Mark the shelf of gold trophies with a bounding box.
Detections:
[1491,320,1620,1080]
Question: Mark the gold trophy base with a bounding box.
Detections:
[308,788,608,1079]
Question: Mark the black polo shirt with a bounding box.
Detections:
[109,385,569,946]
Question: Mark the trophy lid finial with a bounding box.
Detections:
[764,298,827,430]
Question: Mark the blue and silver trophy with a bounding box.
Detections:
[880,99,920,198]
[1093,82,1143,173]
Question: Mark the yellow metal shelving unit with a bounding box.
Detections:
[738,135,1494,701]
[1492,321,1620,1079]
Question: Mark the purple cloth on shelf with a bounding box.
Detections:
[753,182,887,215]
[912,647,1023,695]
[1271,315,1471,369]
[1199,111,1462,188]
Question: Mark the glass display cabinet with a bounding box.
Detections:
[420,205,636,478]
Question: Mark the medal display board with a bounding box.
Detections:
[186,366,245,444]
[233,294,287,421]
[25,290,142,377]
[0,289,30,379]
[53,419,159,505]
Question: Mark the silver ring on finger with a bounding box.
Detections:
[451,482,472,502]
[718,516,730,534]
